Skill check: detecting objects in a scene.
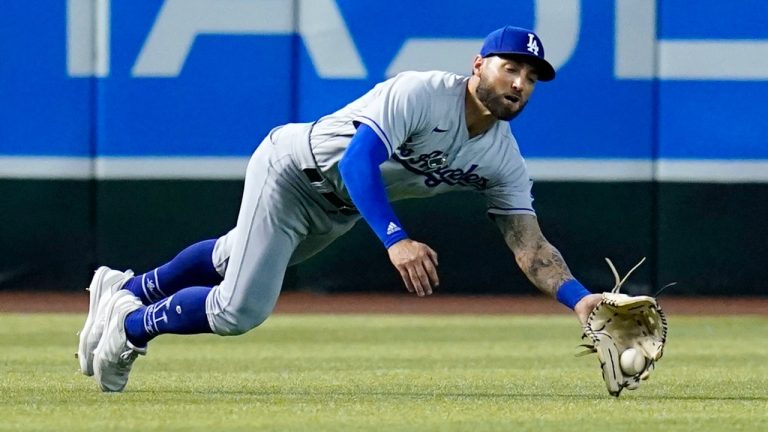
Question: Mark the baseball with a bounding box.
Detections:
[619,348,646,375]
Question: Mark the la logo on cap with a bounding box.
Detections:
[526,33,540,56]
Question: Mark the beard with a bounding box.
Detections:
[475,75,528,121]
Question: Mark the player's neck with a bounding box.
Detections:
[465,77,497,139]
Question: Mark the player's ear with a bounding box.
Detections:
[472,55,484,76]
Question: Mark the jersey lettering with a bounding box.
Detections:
[394,145,489,190]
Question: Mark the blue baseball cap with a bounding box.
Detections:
[480,26,556,81]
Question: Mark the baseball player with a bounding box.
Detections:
[77,26,603,392]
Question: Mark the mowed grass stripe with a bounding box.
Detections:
[0,314,766,432]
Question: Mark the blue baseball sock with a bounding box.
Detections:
[124,286,213,347]
[122,239,222,304]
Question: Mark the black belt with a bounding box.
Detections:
[302,168,358,216]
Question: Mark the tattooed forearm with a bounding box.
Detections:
[518,241,574,296]
[494,214,575,297]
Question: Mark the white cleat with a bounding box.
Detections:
[77,267,134,376]
[93,290,146,392]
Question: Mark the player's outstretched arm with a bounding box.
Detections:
[493,213,601,322]
[493,213,572,295]
[339,124,439,297]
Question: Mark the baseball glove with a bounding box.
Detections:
[579,258,668,397]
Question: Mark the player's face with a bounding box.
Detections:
[476,56,538,121]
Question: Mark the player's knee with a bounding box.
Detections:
[219,314,270,336]
[208,302,273,336]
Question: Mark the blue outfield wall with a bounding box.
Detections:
[1,1,767,294]
[1,0,766,163]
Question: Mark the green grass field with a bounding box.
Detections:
[1,313,766,431]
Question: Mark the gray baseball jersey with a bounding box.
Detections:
[207,71,535,335]
[308,70,535,216]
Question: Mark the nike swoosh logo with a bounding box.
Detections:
[433,126,449,133]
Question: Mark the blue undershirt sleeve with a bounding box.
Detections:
[339,123,409,248]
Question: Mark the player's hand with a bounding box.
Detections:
[387,239,439,297]
[574,293,602,325]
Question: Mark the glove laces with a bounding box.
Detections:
[605,257,646,294]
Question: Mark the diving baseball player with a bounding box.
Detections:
[77,26,604,392]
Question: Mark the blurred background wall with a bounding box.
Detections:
[1,0,766,295]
